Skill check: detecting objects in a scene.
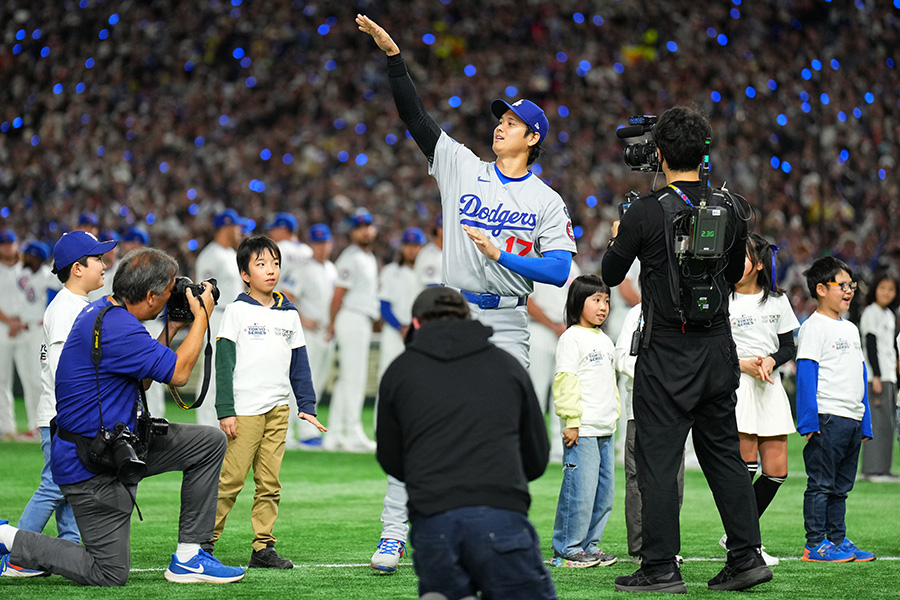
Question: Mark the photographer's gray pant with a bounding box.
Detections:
[10,423,226,587]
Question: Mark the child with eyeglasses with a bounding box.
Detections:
[796,257,874,563]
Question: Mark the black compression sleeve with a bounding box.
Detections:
[769,331,797,369]
[387,53,441,161]
[865,333,882,377]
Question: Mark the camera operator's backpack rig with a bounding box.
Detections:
[618,116,751,352]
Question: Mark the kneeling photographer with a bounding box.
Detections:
[0,248,244,586]
[602,107,770,593]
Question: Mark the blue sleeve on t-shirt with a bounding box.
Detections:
[795,358,820,435]
[861,362,873,439]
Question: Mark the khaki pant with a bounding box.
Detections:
[213,404,290,551]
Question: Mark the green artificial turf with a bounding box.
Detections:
[1,399,899,599]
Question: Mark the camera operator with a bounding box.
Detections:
[0,248,244,586]
[602,107,770,593]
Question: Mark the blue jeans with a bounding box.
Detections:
[551,434,615,556]
[410,506,556,600]
[17,427,80,542]
[802,414,861,546]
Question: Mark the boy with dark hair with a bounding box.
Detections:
[209,234,324,568]
[796,257,874,562]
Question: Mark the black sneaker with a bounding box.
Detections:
[614,567,687,594]
[249,546,294,569]
[708,550,773,591]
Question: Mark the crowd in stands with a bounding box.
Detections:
[0,1,898,307]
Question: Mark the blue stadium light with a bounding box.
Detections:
[776,114,788,126]
[732,0,742,5]
[464,64,477,76]
[556,52,568,63]
[12,117,23,128]
[260,148,272,160]
[792,19,802,30]
[558,105,570,118]
[573,225,583,239]
[308,73,319,84]
[109,14,119,25]
[219,114,230,126]
[233,48,245,60]
[356,153,368,166]
[53,83,63,95]
[781,161,792,173]
[337,150,349,162]
[717,34,728,46]
[79,0,88,7]
[730,8,740,18]
[837,111,847,122]
[666,41,678,52]
[282,153,294,164]
[184,60,194,72]
[707,27,717,38]
[586,195,598,208]
[33,29,42,40]
[85,57,95,69]
[839,149,849,162]
[49,221,58,232]
[745,86,756,98]
[767,79,777,90]
[612,62,624,74]
[146,213,156,225]
[573,12,585,24]
[578,60,592,73]
[99,29,109,40]
[888,58,895,68]
[81,114,90,124]
[710,91,722,102]
[811,59,822,71]
[159,161,169,173]
[355,123,368,133]
[15,30,25,41]
[505,86,517,97]
[593,15,604,26]
[801,102,811,113]
[864,92,875,104]
[405,130,412,139]
[853,107,862,118]
[422,33,435,45]
[232,0,242,6]
[801,68,812,80]
[558,131,569,143]
[0,122,7,132]
[76,82,86,93]
[0,207,8,218]
[318,24,330,35]
[532,164,542,175]
[245,77,256,88]
[325,59,336,71]
[194,136,205,147]
[187,239,199,251]
[448,96,461,108]
[31,135,39,146]
[799,90,809,101]
[120,206,130,217]
[770,157,780,169]
[187,190,198,201]
[385,133,398,145]
[880,168,887,180]
[123,150,133,161]
[831,59,840,70]
[240,57,251,68]
[40,47,50,58]
[97,145,105,156]
[363,89,375,100]
[820,93,830,105]
[12,45,21,55]
[896,0,900,8]
[326,16,337,26]
[333,118,346,130]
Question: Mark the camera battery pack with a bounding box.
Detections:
[684,283,717,322]
[690,205,728,257]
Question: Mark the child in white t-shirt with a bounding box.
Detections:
[550,274,619,568]
[725,233,799,565]
[209,235,325,569]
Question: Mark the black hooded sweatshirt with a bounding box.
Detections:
[376,319,550,518]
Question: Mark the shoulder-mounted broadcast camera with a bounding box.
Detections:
[167,276,220,321]
[617,114,659,173]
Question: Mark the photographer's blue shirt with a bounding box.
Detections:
[51,298,177,485]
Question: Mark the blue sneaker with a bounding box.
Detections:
[1,555,47,578]
[802,539,854,562]
[370,538,405,573]
[0,519,10,555]
[834,539,876,562]
[164,549,245,583]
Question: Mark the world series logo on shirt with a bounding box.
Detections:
[245,323,267,339]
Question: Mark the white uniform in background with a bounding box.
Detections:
[377,262,418,380]
[277,239,313,301]
[325,244,378,452]
[194,241,244,427]
[413,242,442,288]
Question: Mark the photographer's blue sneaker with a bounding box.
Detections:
[164,549,245,583]
[834,539,876,562]
[0,519,11,555]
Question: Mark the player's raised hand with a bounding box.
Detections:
[463,225,501,261]
[356,14,400,56]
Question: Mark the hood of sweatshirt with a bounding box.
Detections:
[407,320,494,362]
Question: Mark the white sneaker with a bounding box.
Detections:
[371,538,405,573]
[719,534,728,550]
[720,534,778,566]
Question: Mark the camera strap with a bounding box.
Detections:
[164,296,214,410]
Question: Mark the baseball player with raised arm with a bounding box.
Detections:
[359,13,576,574]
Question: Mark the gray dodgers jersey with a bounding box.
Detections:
[429,131,577,297]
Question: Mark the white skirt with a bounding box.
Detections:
[734,371,795,436]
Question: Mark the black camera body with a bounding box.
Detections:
[90,422,147,485]
[618,115,659,172]
[166,276,220,321]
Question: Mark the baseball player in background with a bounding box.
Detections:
[359,13,577,573]
[324,209,379,453]
[264,212,312,306]
[194,209,246,426]
[289,224,338,449]
[413,214,443,288]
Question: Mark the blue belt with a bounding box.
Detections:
[459,289,527,310]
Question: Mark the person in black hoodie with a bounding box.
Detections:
[376,287,556,600]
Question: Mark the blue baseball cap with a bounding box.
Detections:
[98,229,119,243]
[214,208,244,229]
[78,211,99,226]
[265,212,297,232]
[52,231,117,273]
[309,224,332,243]
[20,240,51,261]
[346,208,373,229]
[122,226,150,245]
[435,214,443,228]
[402,227,426,246]
[490,98,549,144]
[0,229,16,244]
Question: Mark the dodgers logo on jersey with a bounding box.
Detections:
[458,194,537,237]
